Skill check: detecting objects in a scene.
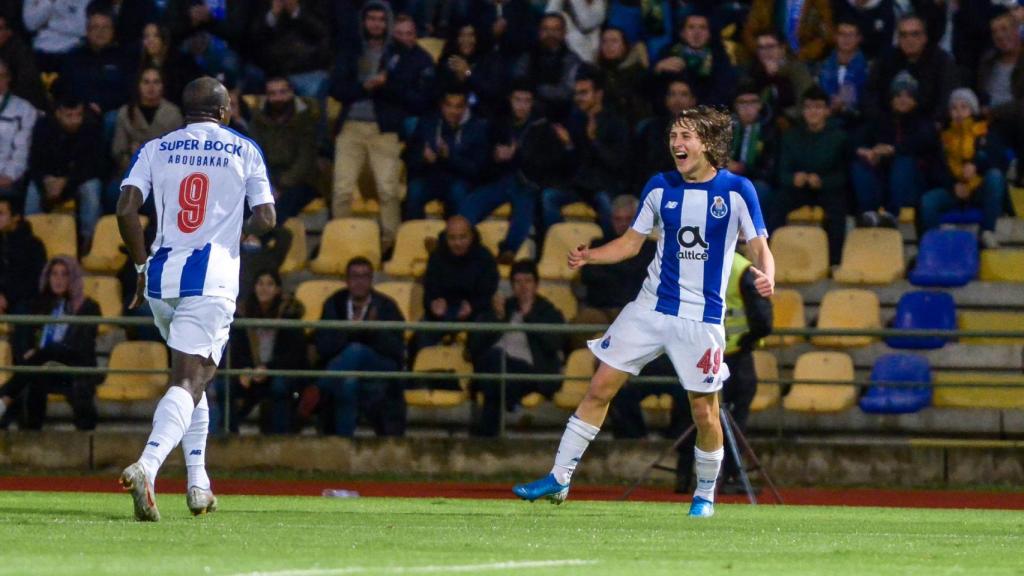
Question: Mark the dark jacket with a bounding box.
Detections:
[864,45,958,122]
[0,219,46,311]
[977,48,1024,106]
[598,53,651,126]
[455,0,535,57]
[423,230,499,320]
[581,236,656,309]
[91,0,159,50]
[632,115,675,191]
[750,58,814,127]
[405,112,490,182]
[0,30,48,110]
[777,121,848,193]
[249,97,319,189]
[834,0,895,60]
[468,294,565,375]
[315,288,406,366]
[12,297,100,368]
[29,115,105,195]
[565,107,630,195]
[516,117,573,190]
[655,41,737,107]
[864,109,946,187]
[513,44,582,121]
[58,42,132,113]
[232,297,307,372]
[164,0,252,49]
[250,0,331,76]
[436,48,512,119]
[730,117,777,184]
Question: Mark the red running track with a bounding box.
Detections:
[2,476,1024,510]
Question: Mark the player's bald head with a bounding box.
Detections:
[182,76,229,123]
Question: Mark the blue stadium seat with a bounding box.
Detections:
[885,291,956,350]
[909,230,978,287]
[859,354,932,414]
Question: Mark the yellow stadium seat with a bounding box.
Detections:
[351,194,380,216]
[406,345,472,407]
[561,202,596,221]
[476,220,531,259]
[489,203,511,219]
[279,218,308,274]
[833,228,905,284]
[424,199,444,218]
[82,276,123,335]
[374,280,423,323]
[770,226,829,284]
[302,197,326,215]
[933,372,1024,409]
[520,391,545,408]
[82,214,148,273]
[898,207,915,224]
[640,393,674,412]
[383,219,445,278]
[295,280,346,323]
[538,222,603,280]
[958,311,1024,345]
[786,205,824,224]
[97,341,168,402]
[0,340,11,386]
[811,289,880,348]
[750,350,780,411]
[554,349,595,409]
[1009,186,1024,217]
[979,249,1024,282]
[326,97,343,131]
[25,213,77,259]
[782,351,856,413]
[417,37,445,62]
[764,289,805,347]
[537,283,578,321]
[309,218,381,275]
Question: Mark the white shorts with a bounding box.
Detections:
[147,295,236,365]
[588,301,730,394]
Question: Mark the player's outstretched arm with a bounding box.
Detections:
[116,185,150,309]
[244,203,277,237]
[745,236,776,298]
[568,228,646,270]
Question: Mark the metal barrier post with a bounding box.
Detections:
[223,342,231,434]
[498,349,507,438]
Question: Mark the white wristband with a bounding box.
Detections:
[135,262,146,274]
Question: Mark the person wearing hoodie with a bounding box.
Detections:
[653,12,737,108]
[596,26,650,127]
[0,195,46,316]
[329,7,435,253]
[404,88,490,220]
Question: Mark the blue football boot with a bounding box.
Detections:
[512,474,569,504]
[688,495,715,518]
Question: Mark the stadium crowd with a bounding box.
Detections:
[0,0,1021,437]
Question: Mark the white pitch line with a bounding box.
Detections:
[228,559,598,576]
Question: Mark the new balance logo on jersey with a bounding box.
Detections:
[665,201,678,209]
[147,441,160,448]
[702,376,715,384]
[189,449,203,456]
[677,226,709,261]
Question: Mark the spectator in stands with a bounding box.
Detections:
[163,0,250,79]
[542,69,628,238]
[26,96,104,248]
[0,195,46,316]
[513,13,582,121]
[0,15,47,110]
[404,89,489,220]
[468,259,565,437]
[853,72,944,228]
[978,11,1024,109]
[408,0,456,38]
[111,66,183,179]
[315,257,407,437]
[419,215,499,348]
[728,80,776,211]
[23,0,90,73]
[89,0,158,48]
[748,30,813,129]
[220,270,307,434]
[58,9,132,116]
[250,0,331,97]
[834,0,896,60]
[226,76,250,134]
[0,58,37,197]
[138,23,202,106]
[653,12,736,108]
[454,0,536,57]
[773,86,848,264]
[818,19,867,127]
[459,83,542,262]
[914,0,1005,82]
[922,88,1007,249]
[329,6,435,254]
[0,256,100,430]
[632,79,695,190]
[436,23,511,118]
[864,14,957,122]
[546,0,607,64]
[743,0,835,63]
[596,26,650,127]
[572,194,654,349]
[249,77,319,221]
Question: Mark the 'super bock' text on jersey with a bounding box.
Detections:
[631,169,767,324]
[121,121,274,302]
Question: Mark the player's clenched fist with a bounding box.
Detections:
[750,266,774,297]
[568,244,590,270]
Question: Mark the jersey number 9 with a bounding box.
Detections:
[177,172,209,233]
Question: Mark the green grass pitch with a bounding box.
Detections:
[2,491,1023,576]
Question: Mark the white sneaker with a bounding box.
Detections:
[981,230,1001,249]
[186,486,218,516]
[120,462,160,522]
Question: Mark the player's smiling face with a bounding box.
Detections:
[668,121,707,174]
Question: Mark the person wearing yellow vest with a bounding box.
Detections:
[675,252,774,494]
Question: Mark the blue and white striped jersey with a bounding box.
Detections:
[631,169,767,325]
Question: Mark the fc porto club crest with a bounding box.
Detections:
[710,196,728,219]
[600,336,612,349]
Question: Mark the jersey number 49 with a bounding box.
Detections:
[696,347,722,376]
[177,172,209,233]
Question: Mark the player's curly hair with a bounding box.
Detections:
[667,106,733,169]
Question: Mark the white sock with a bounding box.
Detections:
[181,392,211,490]
[139,386,195,483]
[550,414,600,485]
[694,446,724,502]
